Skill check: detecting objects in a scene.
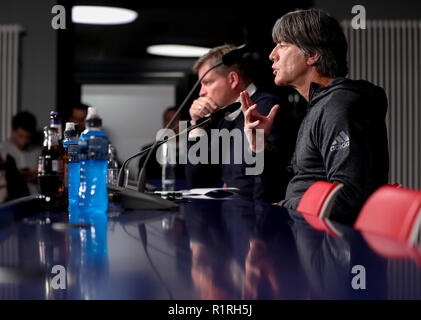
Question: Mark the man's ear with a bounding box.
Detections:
[306,53,320,66]
[228,71,240,89]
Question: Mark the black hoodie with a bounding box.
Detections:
[279,78,390,225]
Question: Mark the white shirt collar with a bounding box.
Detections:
[225,83,257,122]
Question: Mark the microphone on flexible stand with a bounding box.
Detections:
[136,101,240,193]
[108,116,216,210]
[134,45,256,194]
[222,43,260,66]
[117,60,223,190]
[114,102,241,191]
[113,44,252,210]
[194,101,241,126]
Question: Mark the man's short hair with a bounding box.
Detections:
[73,103,89,112]
[193,44,252,82]
[272,8,349,78]
[162,106,180,122]
[12,111,37,134]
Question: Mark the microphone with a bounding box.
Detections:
[115,102,240,194]
[121,61,224,191]
[117,47,248,199]
[222,44,259,66]
[132,46,251,193]
[195,102,241,126]
[134,102,240,193]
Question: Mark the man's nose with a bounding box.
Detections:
[199,87,207,97]
[269,45,278,61]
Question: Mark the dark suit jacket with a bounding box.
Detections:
[0,153,29,202]
[186,90,300,203]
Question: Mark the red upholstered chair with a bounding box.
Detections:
[390,183,403,188]
[297,181,344,219]
[355,185,421,245]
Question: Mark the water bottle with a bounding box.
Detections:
[63,122,80,210]
[50,111,63,141]
[160,142,176,192]
[78,107,109,213]
[107,144,119,186]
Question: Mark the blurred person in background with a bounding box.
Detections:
[67,103,89,135]
[138,106,186,181]
[0,111,41,195]
[0,152,29,203]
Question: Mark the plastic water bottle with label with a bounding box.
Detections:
[78,107,109,213]
[160,141,176,192]
[63,122,80,210]
[107,144,119,186]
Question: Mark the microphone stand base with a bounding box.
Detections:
[108,185,178,211]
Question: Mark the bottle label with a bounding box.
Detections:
[37,158,44,174]
[52,160,60,172]
[51,124,62,140]
[38,156,63,175]
[88,136,109,161]
[67,144,78,153]
[78,138,88,161]
[67,144,79,162]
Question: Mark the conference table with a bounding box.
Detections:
[0,193,420,300]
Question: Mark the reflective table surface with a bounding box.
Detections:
[0,195,420,300]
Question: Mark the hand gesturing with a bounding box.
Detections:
[240,91,280,153]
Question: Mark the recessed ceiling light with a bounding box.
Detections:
[146,45,211,58]
[72,6,138,25]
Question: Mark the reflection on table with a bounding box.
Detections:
[0,195,420,299]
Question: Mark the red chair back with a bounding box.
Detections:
[355,185,421,244]
[297,181,344,218]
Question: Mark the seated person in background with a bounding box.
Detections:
[0,111,41,195]
[138,107,186,181]
[0,152,29,203]
[67,103,89,135]
[186,44,299,203]
[241,9,389,224]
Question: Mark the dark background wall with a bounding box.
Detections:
[315,0,421,20]
[0,0,57,129]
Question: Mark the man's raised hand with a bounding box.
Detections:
[240,91,280,153]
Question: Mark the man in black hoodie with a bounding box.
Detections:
[241,9,389,224]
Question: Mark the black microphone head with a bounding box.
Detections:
[209,102,241,122]
[222,44,250,66]
[195,102,242,126]
[208,102,241,120]
[222,102,242,114]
